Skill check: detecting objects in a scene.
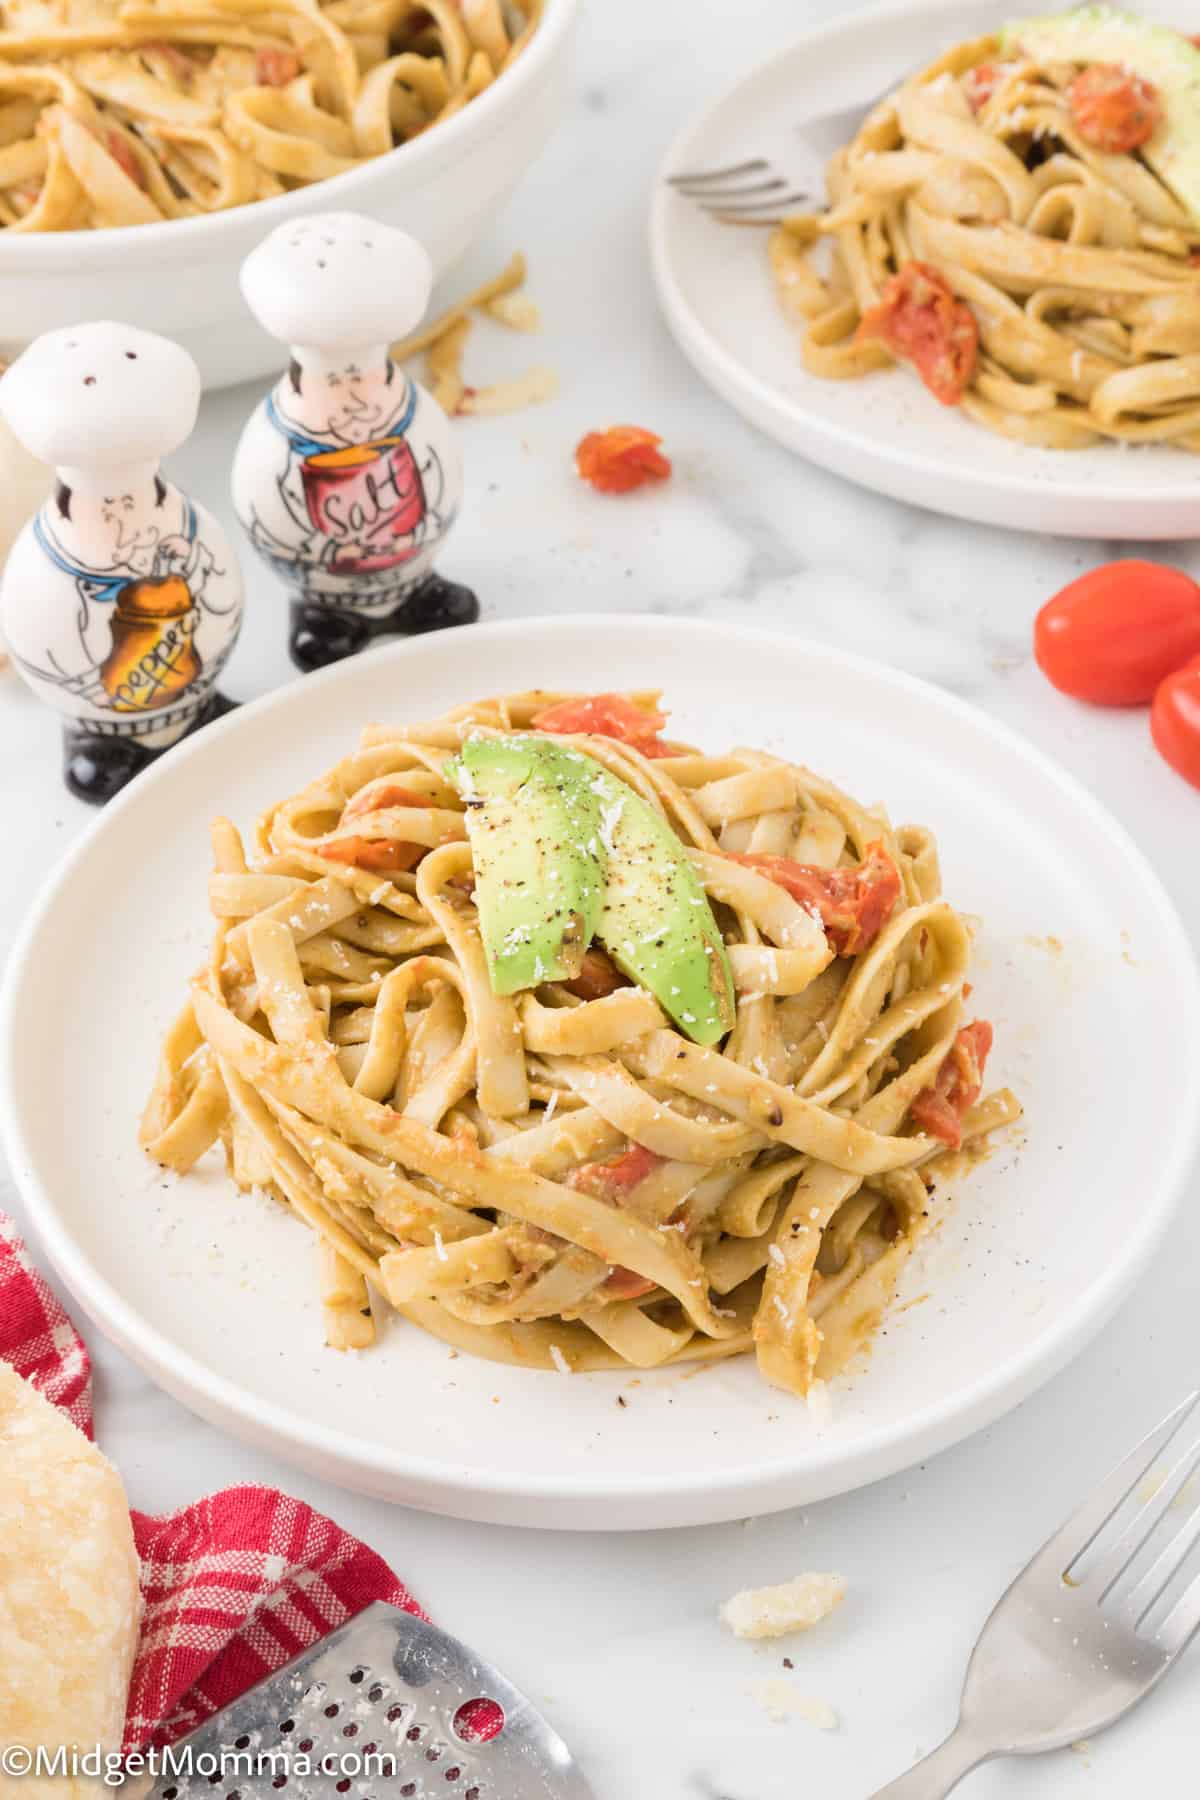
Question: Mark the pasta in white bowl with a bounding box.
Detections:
[0,0,577,386]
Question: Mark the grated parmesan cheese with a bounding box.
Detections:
[750,1680,839,1730]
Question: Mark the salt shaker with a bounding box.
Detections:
[232,212,479,673]
[0,322,242,804]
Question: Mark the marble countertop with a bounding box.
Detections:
[3,0,1200,1793]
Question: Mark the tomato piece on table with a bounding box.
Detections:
[1151,656,1200,790]
[730,842,902,956]
[910,1020,994,1150]
[576,425,672,494]
[562,946,632,1000]
[1067,64,1161,152]
[1034,561,1200,706]
[856,262,978,405]
[532,691,674,756]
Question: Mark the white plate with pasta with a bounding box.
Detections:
[3,614,1199,1529]
[651,0,1200,538]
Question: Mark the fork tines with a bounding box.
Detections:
[666,158,811,224]
[1046,1390,1200,1652]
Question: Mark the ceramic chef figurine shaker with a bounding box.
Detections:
[232,212,479,673]
[0,322,242,805]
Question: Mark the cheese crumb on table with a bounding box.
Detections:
[750,1679,839,1730]
[720,1571,847,1640]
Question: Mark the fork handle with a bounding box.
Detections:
[868,1725,990,1798]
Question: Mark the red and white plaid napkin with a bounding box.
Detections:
[0,1209,424,1751]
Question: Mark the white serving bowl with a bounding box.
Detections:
[0,0,576,389]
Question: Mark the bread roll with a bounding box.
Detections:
[0,1364,140,1797]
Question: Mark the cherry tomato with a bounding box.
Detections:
[857,263,978,406]
[1151,656,1200,790]
[1035,561,1200,706]
[729,842,901,956]
[575,426,671,494]
[569,1144,664,1202]
[1067,64,1161,153]
[319,835,423,873]
[963,61,1003,111]
[532,691,673,755]
[105,129,147,190]
[910,1020,993,1150]
[562,946,630,1000]
[255,45,302,85]
[320,781,426,871]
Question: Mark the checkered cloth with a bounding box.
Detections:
[0,1209,423,1751]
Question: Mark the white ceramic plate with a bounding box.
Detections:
[4,616,1199,1529]
[650,0,1200,539]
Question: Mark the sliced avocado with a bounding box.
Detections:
[1002,7,1200,222]
[452,735,604,994]
[589,761,736,1048]
[450,734,736,1046]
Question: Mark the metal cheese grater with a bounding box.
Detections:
[126,1604,596,1800]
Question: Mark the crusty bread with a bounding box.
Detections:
[0,1363,140,1797]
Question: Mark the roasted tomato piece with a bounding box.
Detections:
[319,836,424,874]
[911,1020,994,1149]
[322,782,427,872]
[857,262,978,405]
[600,1266,658,1301]
[569,1143,664,1202]
[1067,64,1161,153]
[532,691,673,757]
[730,842,902,956]
[255,45,302,85]
[575,425,672,494]
[562,946,632,1000]
[963,60,1003,111]
[105,129,147,189]
[343,781,427,820]
[570,1143,665,1300]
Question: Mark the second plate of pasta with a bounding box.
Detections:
[3,615,1198,1527]
[651,0,1200,538]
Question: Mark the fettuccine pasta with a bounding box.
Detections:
[771,30,1200,449]
[141,691,1019,1398]
[0,0,539,230]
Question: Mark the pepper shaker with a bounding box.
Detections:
[232,212,479,673]
[0,322,243,804]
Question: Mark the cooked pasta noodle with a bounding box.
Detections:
[141,691,1019,1397]
[771,31,1200,448]
[0,0,539,230]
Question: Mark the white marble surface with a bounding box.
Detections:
[3,0,1200,1793]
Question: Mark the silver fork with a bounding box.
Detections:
[871,1390,1200,1796]
[665,95,874,224]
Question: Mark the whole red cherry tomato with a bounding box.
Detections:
[1034,561,1200,706]
[1151,656,1200,790]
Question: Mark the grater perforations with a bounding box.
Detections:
[130,1604,594,1800]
